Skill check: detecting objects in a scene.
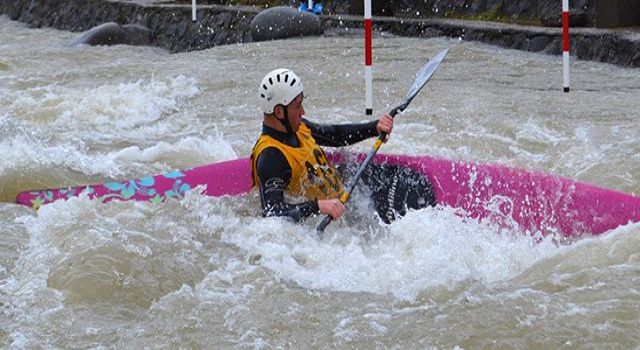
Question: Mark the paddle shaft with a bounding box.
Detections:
[316,106,402,236]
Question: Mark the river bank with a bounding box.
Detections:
[1,0,639,67]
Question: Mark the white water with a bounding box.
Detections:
[1,16,640,348]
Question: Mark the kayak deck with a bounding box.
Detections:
[15,153,640,237]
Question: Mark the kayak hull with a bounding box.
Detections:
[16,153,640,237]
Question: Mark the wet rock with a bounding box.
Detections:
[528,35,553,52]
[541,10,590,27]
[68,22,151,47]
[250,6,322,42]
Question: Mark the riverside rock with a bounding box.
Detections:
[250,6,322,42]
[68,22,151,47]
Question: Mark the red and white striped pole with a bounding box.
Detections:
[562,0,570,92]
[364,0,373,116]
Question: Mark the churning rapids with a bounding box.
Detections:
[1,15,640,349]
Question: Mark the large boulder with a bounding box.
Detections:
[250,6,323,42]
[68,22,151,47]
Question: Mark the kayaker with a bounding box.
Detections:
[251,68,394,222]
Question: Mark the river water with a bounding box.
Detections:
[1,15,640,349]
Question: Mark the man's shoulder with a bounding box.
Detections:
[255,146,290,174]
[256,146,288,165]
[259,146,286,158]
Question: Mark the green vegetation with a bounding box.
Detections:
[437,2,542,26]
[456,12,542,26]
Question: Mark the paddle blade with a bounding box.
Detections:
[404,48,449,103]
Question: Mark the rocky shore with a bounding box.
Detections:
[1,0,639,67]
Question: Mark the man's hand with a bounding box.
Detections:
[376,113,394,141]
[318,199,346,220]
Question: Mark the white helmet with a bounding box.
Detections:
[258,68,304,114]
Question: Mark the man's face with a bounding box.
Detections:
[278,93,304,132]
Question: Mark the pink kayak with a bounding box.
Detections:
[15,153,640,237]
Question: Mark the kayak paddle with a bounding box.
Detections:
[316,48,449,238]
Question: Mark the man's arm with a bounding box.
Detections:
[304,118,379,147]
[255,147,319,222]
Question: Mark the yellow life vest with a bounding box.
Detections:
[251,122,344,200]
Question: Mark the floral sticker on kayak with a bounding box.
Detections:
[25,170,193,209]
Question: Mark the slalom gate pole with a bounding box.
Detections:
[192,0,197,22]
[364,0,373,116]
[562,0,570,93]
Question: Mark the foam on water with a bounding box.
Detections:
[0,121,236,203]
[7,75,199,134]
[211,199,563,301]
[0,72,231,183]
[2,188,639,347]
[2,197,209,339]
[109,135,237,169]
[0,135,112,176]
[0,133,236,178]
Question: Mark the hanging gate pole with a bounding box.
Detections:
[562,0,570,93]
[364,0,373,115]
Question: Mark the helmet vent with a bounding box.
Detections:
[260,93,265,98]
[262,84,267,90]
[284,74,289,83]
[268,77,273,85]
[290,78,296,86]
